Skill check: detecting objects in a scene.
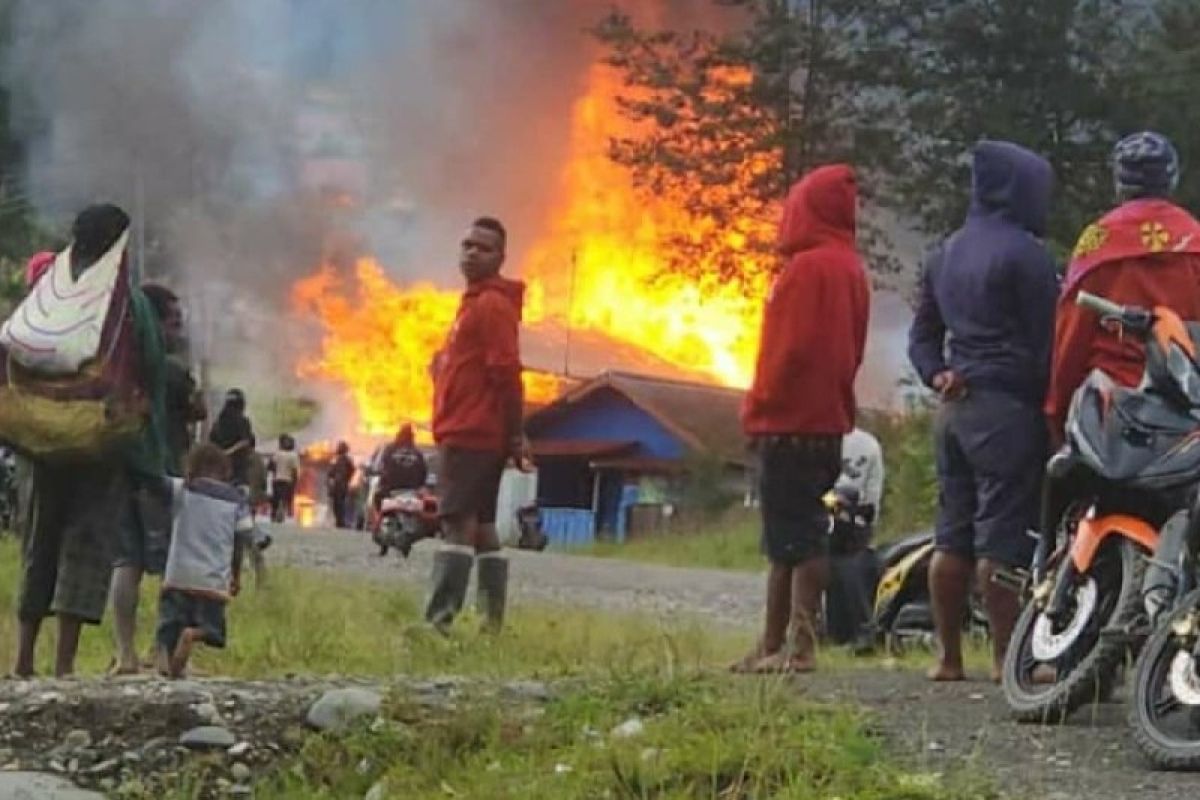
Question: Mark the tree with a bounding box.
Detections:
[1120,1,1200,215]
[592,1,899,288]
[859,0,1146,253]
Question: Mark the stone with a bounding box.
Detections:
[504,681,552,702]
[306,689,383,732]
[227,742,252,758]
[63,730,92,750]
[230,763,251,783]
[365,780,388,800]
[0,772,107,799]
[611,718,645,739]
[179,726,237,750]
[192,703,223,725]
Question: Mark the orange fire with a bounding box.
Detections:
[522,63,775,388]
[294,62,776,433]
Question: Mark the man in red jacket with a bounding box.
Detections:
[426,216,529,633]
[737,164,870,673]
[1046,132,1200,440]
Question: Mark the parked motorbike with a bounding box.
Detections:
[373,488,440,558]
[1003,290,1200,723]
[872,530,989,652]
[0,447,14,532]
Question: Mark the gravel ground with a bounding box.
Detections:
[269,524,764,627]
[272,523,1200,800]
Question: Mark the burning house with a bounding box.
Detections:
[525,371,748,543]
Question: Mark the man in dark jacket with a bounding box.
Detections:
[327,441,355,529]
[373,424,428,554]
[737,164,870,674]
[426,216,530,633]
[209,389,255,488]
[908,140,1058,682]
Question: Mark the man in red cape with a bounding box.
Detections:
[1046,131,1200,440]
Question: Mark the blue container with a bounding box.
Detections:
[539,508,596,548]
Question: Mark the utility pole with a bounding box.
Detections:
[133,167,146,283]
[563,249,577,377]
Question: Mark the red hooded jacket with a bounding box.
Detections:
[433,275,525,452]
[1045,199,1200,434]
[742,164,870,436]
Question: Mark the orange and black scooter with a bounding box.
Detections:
[1003,291,1200,723]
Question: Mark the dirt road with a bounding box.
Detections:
[273,525,1200,800]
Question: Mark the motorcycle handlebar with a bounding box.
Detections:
[1076,290,1124,319]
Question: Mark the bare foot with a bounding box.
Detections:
[169,629,200,679]
[730,649,770,674]
[747,652,815,674]
[927,663,966,682]
[107,658,140,677]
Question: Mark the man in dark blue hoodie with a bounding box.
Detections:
[908,141,1058,683]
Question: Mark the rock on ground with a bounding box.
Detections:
[0,772,106,799]
[306,688,383,732]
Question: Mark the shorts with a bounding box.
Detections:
[156,589,227,652]
[114,486,170,574]
[758,435,842,566]
[437,447,505,524]
[934,391,1045,568]
[18,462,126,625]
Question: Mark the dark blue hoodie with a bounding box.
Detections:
[908,141,1059,404]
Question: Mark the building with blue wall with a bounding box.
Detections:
[526,371,748,545]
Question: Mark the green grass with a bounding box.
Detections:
[0,538,747,680]
[0,534,995,799]
[243,674,997,800]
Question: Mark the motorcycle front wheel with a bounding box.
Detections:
[1130,589,1200,770]
[1002,537,1145,723]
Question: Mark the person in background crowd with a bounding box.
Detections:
[427,217,531,634]
[840,426,884,521]
[327,441,355,529]
[270,434,299,523]
[209,389,255,490]
[737,164,870,674]
[1046,131,1200,441]
[15,204,167,678]
[908,140,1058,683]
[824,425,885,652]
[110,282,204,674]
[372,424,428,554]
[154,444,252,678]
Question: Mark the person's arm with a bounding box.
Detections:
[232,507,254,596]
[481,294,527,463]
[907,250,950,388]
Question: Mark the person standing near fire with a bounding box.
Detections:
[908,140,1058,683]
[326,441,355,529]
[426,216,531,634]
[737,164,870,674]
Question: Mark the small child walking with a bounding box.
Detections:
[155,444,254,678]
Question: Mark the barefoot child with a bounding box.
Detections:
[155,444,254,678]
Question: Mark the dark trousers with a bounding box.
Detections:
[330,488,349,529]
[271,480,294,522]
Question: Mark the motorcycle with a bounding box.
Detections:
[1003,290,1200,723]
[872,530,989,653]
[0,447,14,532]
[373,487,440,558]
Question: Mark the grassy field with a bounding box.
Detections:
[0,536,997,799]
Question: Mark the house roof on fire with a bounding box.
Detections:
[526,370,748,467]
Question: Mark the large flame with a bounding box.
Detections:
[293,63,777,434]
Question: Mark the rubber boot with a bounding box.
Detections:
[424,547,474,633]
[476,553,510,633]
